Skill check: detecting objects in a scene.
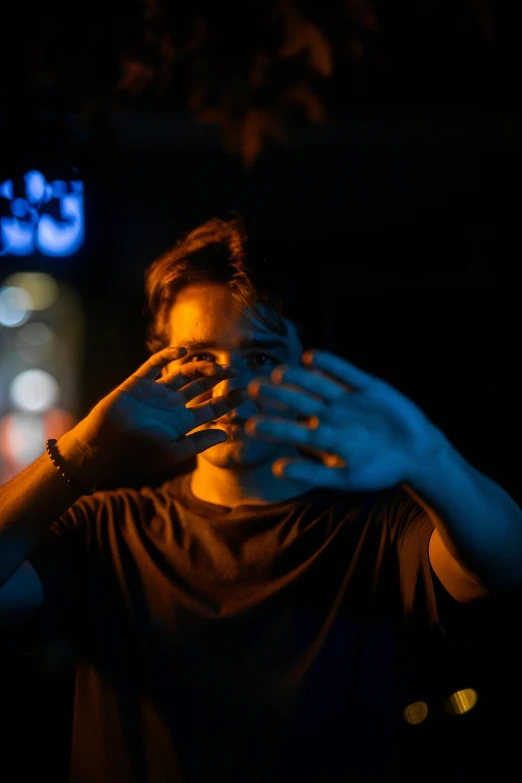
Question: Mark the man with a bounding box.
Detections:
[1,215,521,782]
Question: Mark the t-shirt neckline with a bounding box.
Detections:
[170,471,328,518]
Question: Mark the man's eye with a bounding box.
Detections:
[187,352,215,363]
[249,353,279,367]
[185,351,279,367]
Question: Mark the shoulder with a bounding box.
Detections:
[53,484,169,534]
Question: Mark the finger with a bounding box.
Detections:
[271,458,349,489]
[158,363,236,394]
[248,378,327,417]
[270,365,349,402]
[302,350,378,391]
[136,347,188,382]
[175,374,238,405]
[297,444,347,468]
[245,416,340,451]
[171,428,229,460]
[190,387,248,428]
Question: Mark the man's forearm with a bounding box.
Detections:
[404,438,522,592]
[0,431,105,588]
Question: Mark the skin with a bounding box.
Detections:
[158,281,522,601]
[162,282,312,507]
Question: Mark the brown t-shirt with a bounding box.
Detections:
[1,474,475,782]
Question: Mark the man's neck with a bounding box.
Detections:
[189,460,309,508]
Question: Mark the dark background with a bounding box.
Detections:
[1,1,521,781]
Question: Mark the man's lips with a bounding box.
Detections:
[209,419,249,440]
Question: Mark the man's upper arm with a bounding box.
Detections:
[0,495,100,652]
[0,560,44,627]
[428,527,492,603]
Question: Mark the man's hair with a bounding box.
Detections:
[143,214,334,354]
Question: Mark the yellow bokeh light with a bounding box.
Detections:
[4,272,58,311]
[402,701,429,725]
[444,688,478,716]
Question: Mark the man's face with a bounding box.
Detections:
[164,282,304,469]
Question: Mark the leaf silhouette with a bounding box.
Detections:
[281,18,333,77]
[305,23,334,77]
[116,60,157,95]
[285,83,325,122]
[3,0,506,169]
[249,52,272,87]
[241,109,264,168]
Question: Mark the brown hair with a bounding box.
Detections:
[143,214,333,354]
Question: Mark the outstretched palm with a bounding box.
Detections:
[71,346,246,477]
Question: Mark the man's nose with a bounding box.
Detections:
[213,361,265,412]
[214,360,251,395]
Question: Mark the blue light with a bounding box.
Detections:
[25,171,47,204]
[50,181,67,199]
[1,218,35,256]
[0,180,13,200]
[37,188,85,257]
[0,171,85,257]
[11,198,30,219]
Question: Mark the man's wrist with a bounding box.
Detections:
[403,424,454,493]
[55,431,115,487]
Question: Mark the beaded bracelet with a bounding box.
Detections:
[45,438,96,496]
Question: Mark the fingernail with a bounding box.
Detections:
[308,415,320,430]
[272,460,285,477]
[271,367,285,384]
[247,380,261,398]
[302,350,316,366]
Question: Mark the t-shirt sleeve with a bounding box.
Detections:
[0,494,101,656]
[385,486,506,643]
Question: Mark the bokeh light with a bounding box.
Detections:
[0,407,76,481]
[11,198,30,219]
[3,272,58,311]
[444,689,478,716]
[1,412,46,464]
[402,701,429,725]
[25,170,46,204]
[10,369,60,412]
[15,322,55,363]
[0,286,32,327]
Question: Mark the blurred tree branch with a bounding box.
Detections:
[0,0,512,169]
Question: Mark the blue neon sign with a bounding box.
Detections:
[0,170,84,257]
